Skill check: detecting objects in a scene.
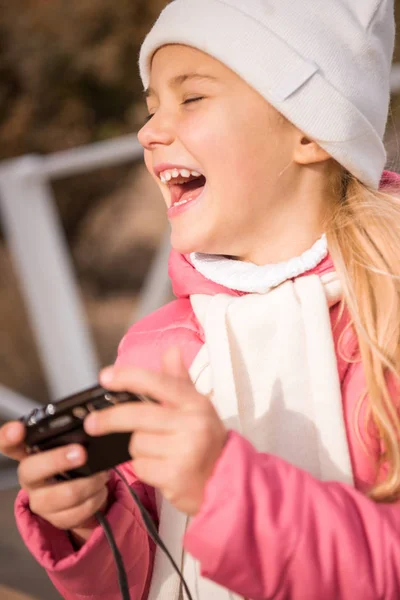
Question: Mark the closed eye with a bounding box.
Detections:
[143,97,204,125]
[182,96,204,105]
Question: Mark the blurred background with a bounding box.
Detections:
[1,1,400,598]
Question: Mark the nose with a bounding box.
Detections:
[138,111,176,151]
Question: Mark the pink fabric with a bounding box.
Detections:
[184,431,400,600]
[14,171,400,599]
[16,466,156,599]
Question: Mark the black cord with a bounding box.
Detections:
[94,468,194,600]
[62,471,131,598]
[113,467,194,600]
[95,510,131,600]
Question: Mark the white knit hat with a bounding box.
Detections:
[139,0,395,189]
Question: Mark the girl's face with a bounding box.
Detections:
[138,45,329,263]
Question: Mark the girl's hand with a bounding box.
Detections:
[84,346,228,516]
[0,421,109,543]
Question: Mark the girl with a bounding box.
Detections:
[1,0,400,598]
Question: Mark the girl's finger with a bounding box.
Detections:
[18,445,87,489]
[44,487,109,531]
[84,403,179,437]
[0,422,27,461]
[30,471,109,515]
[132,456,168,489]
[129,431,171,459]
[99,364,203,410]
[161,346,191,381]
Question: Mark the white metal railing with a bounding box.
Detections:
[391,64,400,94]
[0,134,172,422]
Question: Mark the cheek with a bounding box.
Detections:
[182,110,268,184]
[179,116,215,161]
[180,115,247,197]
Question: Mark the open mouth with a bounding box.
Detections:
[168,174,207,207]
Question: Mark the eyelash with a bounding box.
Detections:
[144,97,204,125]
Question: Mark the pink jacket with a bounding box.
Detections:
[15,171,400,600]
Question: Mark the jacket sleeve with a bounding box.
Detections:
[183,364,400,600]
[15,466,156,600]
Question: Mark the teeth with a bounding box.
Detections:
[158,167,203,183]
[174,198,191,207]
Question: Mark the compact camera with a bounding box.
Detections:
[20,385,153,479]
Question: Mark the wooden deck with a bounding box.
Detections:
[0,585,40,600]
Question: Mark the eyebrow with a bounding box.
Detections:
[144,73,219,98]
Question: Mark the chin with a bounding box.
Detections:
[170,217,239,256]
[170,227,217,256]
[170,237,200,256]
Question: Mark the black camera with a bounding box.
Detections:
[21,385,153,479]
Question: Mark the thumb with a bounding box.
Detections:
[161,346,191,381]
[0,422,28,461]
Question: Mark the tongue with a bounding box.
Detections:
[180,178,205,201]
[171,176,206,204]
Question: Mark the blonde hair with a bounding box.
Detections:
[326,168,400,502]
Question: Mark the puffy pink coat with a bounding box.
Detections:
[15,172,400,599]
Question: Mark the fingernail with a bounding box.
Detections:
[100,367,114,386]
[66,447,82,462]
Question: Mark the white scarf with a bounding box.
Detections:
[148,241,354,600]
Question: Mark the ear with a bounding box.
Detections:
[293,134,331,166]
